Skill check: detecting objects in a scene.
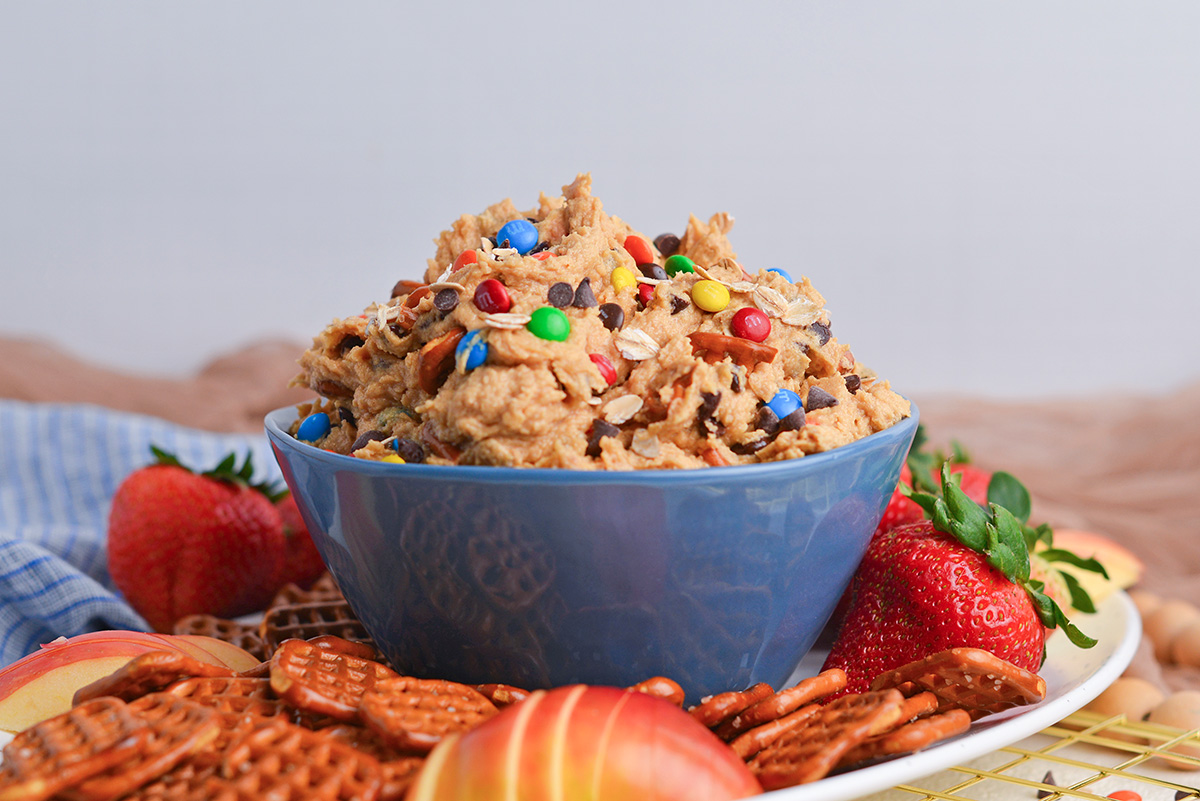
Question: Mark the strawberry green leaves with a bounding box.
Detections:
[906,463,1097,649]
[149,446,289,503]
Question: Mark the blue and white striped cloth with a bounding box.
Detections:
[0,401,280,668]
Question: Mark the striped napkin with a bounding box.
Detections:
[0,400,280,667]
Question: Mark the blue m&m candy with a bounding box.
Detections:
[496,219,539,255]
[766,389,802,420]
[297,412,331,442]
[455,329,488,371]
[767,267,794,282]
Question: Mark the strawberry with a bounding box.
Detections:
[107,447,288,632]
[275,493,327,589]
[823,463,1098,695]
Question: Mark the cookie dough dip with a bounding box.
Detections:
[291,174,909,469]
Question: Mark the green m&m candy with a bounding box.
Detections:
[527,306,571,341]
[664,254,696,276]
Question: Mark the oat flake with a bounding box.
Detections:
[753,285,790,318]
[782,297,821,327]
[615,329,660,360]
[483,312,532,330]
[603,395,643,425]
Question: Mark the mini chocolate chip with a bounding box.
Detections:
[809,321,832,346]
[778,408,806,432]
[654,233,680,257]
[638,263,667,280]
[731,438,767,455]
[755,406,780,436]
[433,288,459,312]
[844,374,861,394]
[573,277,598,308]
[350,429,388,451]
[586,419,620,457]
[669,295,689,314]
[1037,771,1056,799]
[525,217,538,224]
[338,407,357,426]
[698,392,721,421]
[1174,792,1190,801]
[530,240,550,254]
[730,372,741,392]
[805,386,838,411]
[598,303,625,331]
[393,436,425,463]
[547,282,574,308]
[338,335,365,355]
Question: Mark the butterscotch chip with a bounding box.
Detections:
[689,682,775,729]
[869,647,1047,720]
[360,677,498,754]
[72,650,235,705]
[269,638,398,722]
[219,717,384,801]
[0,698,149,801]
[628,676,686,707]
[749,689,907,789]
[62,694,221,801]
[836,708,972,770]
[716,669,846,740]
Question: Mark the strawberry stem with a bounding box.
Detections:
[148,446,289,503]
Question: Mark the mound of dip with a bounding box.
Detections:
[291,174,908,469]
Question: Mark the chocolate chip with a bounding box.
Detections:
[844,374,861,394]
[525,217,538,224]
[530,240,550,254]
[586,419,620,457]
[573,277,598,308]
[654,233,680,257]
[731,438,767,455]
[698,392,721,421]
[338,407,356,426]
[755,406,780,436]
[433,288,459,312]
[809,321,832,346]
[779,408,806,431]
[1037,771,1056,799]
[669,295,689,314]
[393,436,425,463]
[1175,792,1191,801]
[805,387,838,411]
[730,372,741,392]
[485,236,497,248]
[638,263,667,280]
[350,429,387,451]
[547,282,574,308]
[338,335,365,355]
[598,303,625,331]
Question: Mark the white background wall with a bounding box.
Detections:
[3,2,1198,398]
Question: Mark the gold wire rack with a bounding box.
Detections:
[865,711,1200,801]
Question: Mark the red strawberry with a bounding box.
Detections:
[275,493,327,589]
[823,464,1096,695]
[107,448,287,631]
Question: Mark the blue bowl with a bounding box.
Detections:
[265,404,918,702]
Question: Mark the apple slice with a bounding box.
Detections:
[1050,528,1145,607]
[0,630,260,733]
[409,684,762,800]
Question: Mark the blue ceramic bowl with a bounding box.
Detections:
[265,404,918,702]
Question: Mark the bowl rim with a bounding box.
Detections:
[265,401,918,486]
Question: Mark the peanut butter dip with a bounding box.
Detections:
[291,174,909,469]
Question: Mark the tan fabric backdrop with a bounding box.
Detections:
[4,336,1198,688]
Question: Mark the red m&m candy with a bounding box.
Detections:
[731,307,771,342]
[589,353,617,385]
[473,279,512,314]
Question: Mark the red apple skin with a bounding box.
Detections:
[408,685,761,801]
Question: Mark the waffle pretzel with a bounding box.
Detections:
[474,683,532,708]
[260,599,375,657]
[360,677,499,753]
[628,676,686,707]
[0,697,148,801]
[748,689,907,789]
[836,708,972,770]
[269,638,398,721]
[60,694,220,801]
[72,650,235,705]
[869,647,1047,720]
[322,724,426,801]
[172,615,267,662]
